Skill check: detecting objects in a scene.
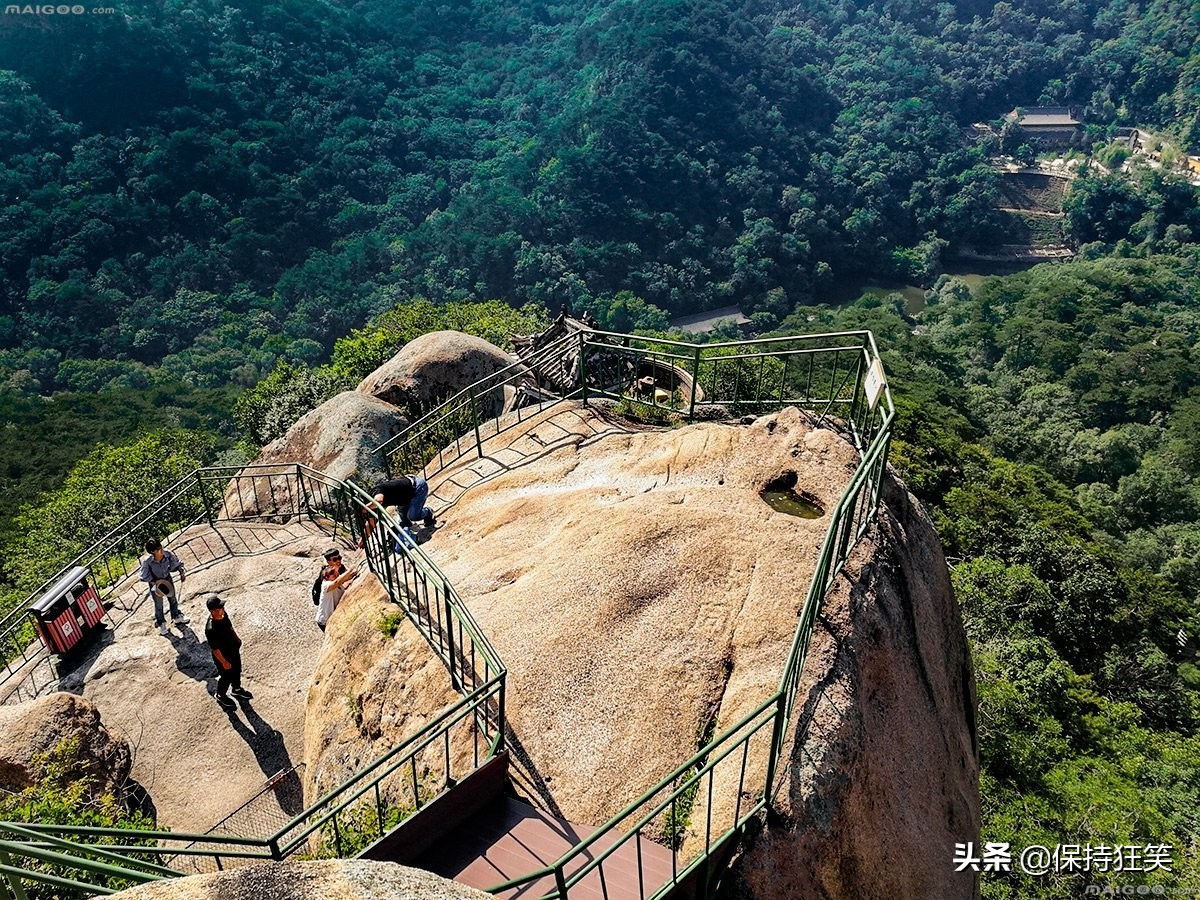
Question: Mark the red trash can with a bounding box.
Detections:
[30,566,105,656]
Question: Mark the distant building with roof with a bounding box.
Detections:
[669,305,750,335]
[1006,106,1084,148]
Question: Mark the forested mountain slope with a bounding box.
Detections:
[800,253,1200,896]
[1,0,1197,394]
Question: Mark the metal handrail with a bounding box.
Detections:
[372,331,579,458]
[481,328,894,897]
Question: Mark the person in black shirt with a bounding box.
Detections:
[205,596,250,710]
[359,475,437,548]
[371,476,436,527]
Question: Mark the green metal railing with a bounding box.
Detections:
[0,471,211,696]
[377,330,581,479]
[377,328,890,481]
[0,464,506,897]
[1,326,893,900]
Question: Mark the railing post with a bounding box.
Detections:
[762,691,788,808]
[295,465,311,522]
[688,345,701,422]
[554,866,569,899]
[195,470,216,526]
[469,387,483,458]
[495,674,507,753]
[268,836,283,861]
[0,850,29,900]
[444,582,459,692]
[577,330,588,405]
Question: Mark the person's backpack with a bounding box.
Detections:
[311,572,324,605]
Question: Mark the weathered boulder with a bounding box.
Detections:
[0,692,132,795]
[355,330,516,414]
[304,402,979,898]
[303,573,459,803]
[729,475,979,899]
[225,391,405,517]
[107,859,490,899]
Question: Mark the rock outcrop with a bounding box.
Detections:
[225,391,405,516]
[730,475,979,899]
[302,573,459,803]
[356,330,516,414]
[0,692,132,795]
[305,402,980,899]
[107,860,490,900]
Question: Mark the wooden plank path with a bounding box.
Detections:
[418,795,675,899]
[362,755,678,899]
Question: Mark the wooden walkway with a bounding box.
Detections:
[419,795,676,899]
[362,755,678,899]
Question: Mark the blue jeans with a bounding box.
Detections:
[400,476,432,524]
[150,579,182,626]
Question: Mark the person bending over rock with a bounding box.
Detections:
[205,596,250,710]
[139,538,188,635]
[315,557,357,631]
[358,475,436,548]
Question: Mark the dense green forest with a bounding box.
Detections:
[2,0,1198,513]
[2,0,1200,895]
[2,0,1199,398]
[802,254,1200,895]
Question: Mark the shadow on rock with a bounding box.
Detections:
[54,625,117,694]
[222,699,303,816]
[164,625,213,683]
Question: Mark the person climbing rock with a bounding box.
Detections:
[315,558,357,631]
[358,475,436,548]
[205,596,250,710]
[139,538,188,635]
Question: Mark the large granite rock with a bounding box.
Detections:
[302,574,459,803]
[730,475,980,899]
[0,692,132,796]
[304,403,980,899]
[107,860,490,899]
[225,391,405,517]
[355,330,516,414]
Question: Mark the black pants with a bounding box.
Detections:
[216,662,242,697]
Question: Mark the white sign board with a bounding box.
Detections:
[864,357,887,410]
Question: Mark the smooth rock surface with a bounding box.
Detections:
[303,571,460,804]
[355,330,515,414]
[107,859,490,899]
[305,402,979,899]
[54,520,349,834]
[0,692,132,795]
[730,476,980,899]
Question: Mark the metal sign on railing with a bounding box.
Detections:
[864,356,887,410]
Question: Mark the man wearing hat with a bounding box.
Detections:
[204,596,250,710]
